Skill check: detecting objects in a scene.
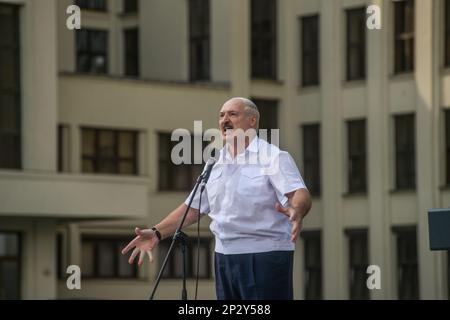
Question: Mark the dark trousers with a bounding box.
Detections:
[214,251,294,300]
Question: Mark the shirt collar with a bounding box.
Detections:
[219,136,259,162]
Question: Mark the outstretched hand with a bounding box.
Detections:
[275,203,303,242]
[121,227,160,267]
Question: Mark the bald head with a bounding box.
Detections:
[223,97,260,131]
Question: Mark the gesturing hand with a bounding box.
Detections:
[121,227,160,267]
[275,203,303,242]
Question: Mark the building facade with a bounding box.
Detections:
[0,0,449,299]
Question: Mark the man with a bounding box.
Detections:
[122,97,312,300]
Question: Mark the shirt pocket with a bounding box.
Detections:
[206,167,222,199]
[237,167,266,196]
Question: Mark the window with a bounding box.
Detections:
[447,251,450,299]
[252,99,278,144]
[445,0,450,67]
[0,232,21,299]
[158,133,205,191]
[158,238,212,279]
[393,227,419,299]
[302,124,321,196]
[347,119,367,193]
[394,114,416,190]
[75,0,107,11]
[448,251,450,299]
[346,8,366,81]
[76,29,108,74]
[251,0,277,79]
[446,110,450,185]
[123,0,138,14]
[58,125,70,173]
[346,229,369,300]
[189,0,210,81]
[81,128,138,175]
[302,231,322,299]
[124,28,139,77]
[301,15,319,87]
[81,236,138,279]
[0,4,21,169]
[394,0,415,73]
[56,233,68,279]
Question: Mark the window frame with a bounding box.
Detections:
[157,132,205,192]
[300,15,320,87]
[394,114,416,190]
[0,231,22,299]
[0,3,21,170]
[345,229,369,300]
[76,29,109,74]
[346,7,366,81]
[123,27,139,77]
[393,226,419,300]
[393,0,415,74]
[251,0,277,80]
[302,230,322,300]
[347,119,367,194]
[75,0,107,12]
[81,127,139,176]
[188,0,211,82]
[302,124,321,197]
[158,237,213,279]
[81,236,139,279]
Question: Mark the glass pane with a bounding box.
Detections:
[0,49,19,90]
[91,31,107,53]
[192,242,209,278]
[0,5,18,47]
[173,246,184,278]
[0,96,19,132]
[119,132,134,158]
[119,161,134,175]
[158,242,171,278]
[0,260,20,299]
[0,233,18,257]
[82,130,95,156]
[117,243,135,277]
[98,131,115,158]
[81,242,95,277]
[98,242,114,277]
[0,134,20,169]
[97,160,116,174]
[82,159,94,173]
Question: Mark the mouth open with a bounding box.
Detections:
[222,124,234,132]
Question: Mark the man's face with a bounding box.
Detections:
[219,99,256,141]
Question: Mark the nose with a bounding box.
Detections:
[221,113,230,125]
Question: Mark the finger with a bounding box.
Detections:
[291,221,303,242]
[122,236,140,254]
[276,203,289,217]
[129,247,140,264]
[135,227,141,236]
[146,250,154,263]
[138,250,145,267]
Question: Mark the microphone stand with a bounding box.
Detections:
[149,171,205,300]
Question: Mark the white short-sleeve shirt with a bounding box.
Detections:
[185,137,307,254]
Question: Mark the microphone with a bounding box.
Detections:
[201,148,219,185]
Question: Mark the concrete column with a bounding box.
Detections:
[367,0,392,299]
[21,0,58,172]
[33,220,57,299]
[320,0,345,299]
[415,0,442,299]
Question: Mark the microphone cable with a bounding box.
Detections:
[194,183,205,300]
